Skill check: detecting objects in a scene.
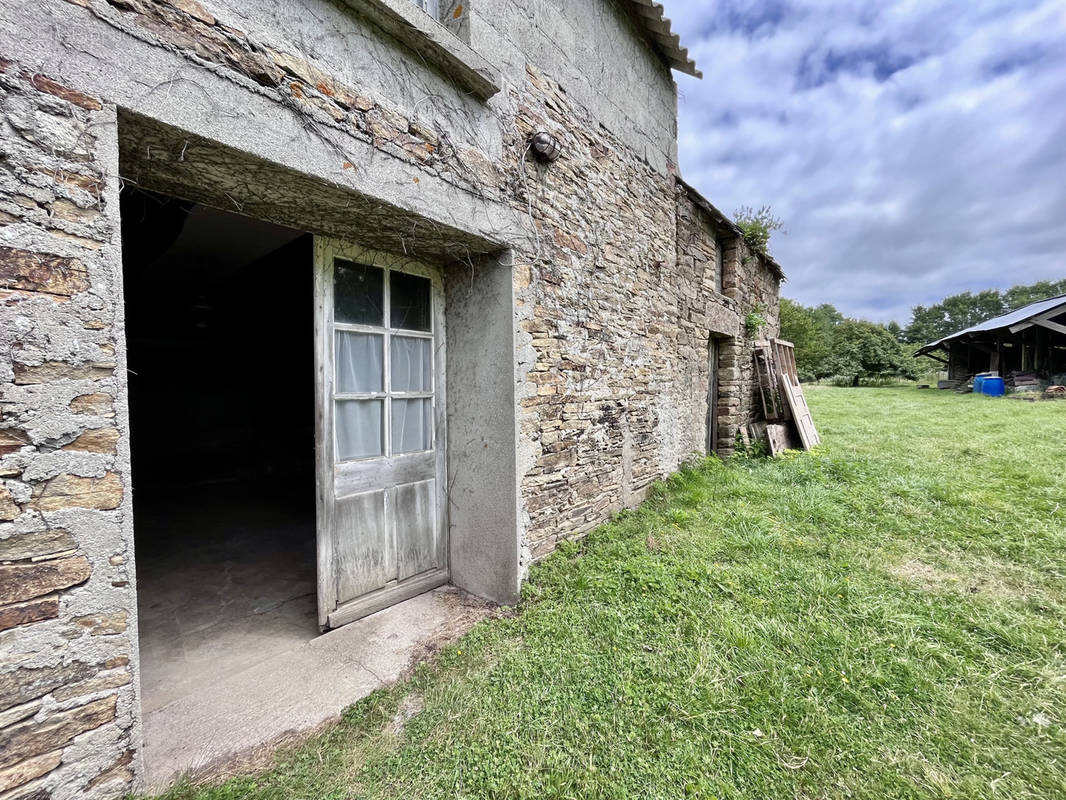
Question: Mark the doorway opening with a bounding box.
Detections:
[706,336,721,455]
[122,187,316,714]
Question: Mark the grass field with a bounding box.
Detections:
[153,387,1066,800]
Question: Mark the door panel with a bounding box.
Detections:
[334,490,387,605]
[314,238,448,629]
[391,479,436,581]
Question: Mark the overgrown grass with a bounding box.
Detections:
[151,387,1066,800]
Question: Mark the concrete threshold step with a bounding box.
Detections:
[142,586,492,792]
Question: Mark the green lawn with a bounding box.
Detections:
[154,387,1066,800]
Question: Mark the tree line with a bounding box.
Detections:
[780,278,1066,384]
[902,279,1066,345]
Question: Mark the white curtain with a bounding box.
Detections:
[336,399,383,460]
[392,398,431,453]
[390,336,432,392]
[336,332,383,393]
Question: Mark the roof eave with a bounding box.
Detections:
[679,179,739,235]
[915,294,1066,354]
[762,254,787,282]
[623,1,702,79]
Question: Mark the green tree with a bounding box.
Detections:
[1003,279,1066,309]
[778,299,844,380]
[780,299,825,378]
[904,290,1004,344]
[818,320,917,385]
[810,303,845,329]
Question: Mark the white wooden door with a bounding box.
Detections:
[314,238,448,629]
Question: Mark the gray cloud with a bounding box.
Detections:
[666,0,1066,322]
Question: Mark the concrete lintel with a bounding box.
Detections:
[341,0,502,101]
[118,110,499,261]
[0,0,527,256]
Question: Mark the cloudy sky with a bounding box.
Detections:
[667,0,1066,324]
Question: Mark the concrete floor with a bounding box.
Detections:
[136,487,318,713]
[135,488,493,790]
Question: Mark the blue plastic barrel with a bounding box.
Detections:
[973,375,986,394]
[982,377,1005,396]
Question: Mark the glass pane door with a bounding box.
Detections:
[332,260,435,462]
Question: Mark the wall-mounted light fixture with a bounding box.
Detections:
[530,131,562,163]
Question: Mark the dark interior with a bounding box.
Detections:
[122,187,316,495]
[122,187,319,707]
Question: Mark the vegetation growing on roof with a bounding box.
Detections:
[734,205,784,256]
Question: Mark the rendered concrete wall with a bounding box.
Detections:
[210,0,501,155]
[444,252,521,603]
[0,0,780,795]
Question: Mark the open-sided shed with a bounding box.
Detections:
[915,294,1066,383]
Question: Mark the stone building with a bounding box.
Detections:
[0,0,783,796]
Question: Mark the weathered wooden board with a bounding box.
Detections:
[753,341,783,421]
[766,423,802,455]
[748,420,802,456]
[334,490,387,606]
[391,479,437,582]
[771,339,820,450]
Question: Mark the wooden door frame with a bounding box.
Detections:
[313,237,449,630]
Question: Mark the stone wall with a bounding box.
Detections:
[675,190,783,457]
[677,195,782,454]
[505,74,781,556]
[509,61,679,557]
[734,252,783,438]
[0,63,140,799]
[471,0,679,173]
[0,0,782,795]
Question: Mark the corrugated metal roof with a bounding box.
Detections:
[623,1,702,78]
[915,293,1066,355]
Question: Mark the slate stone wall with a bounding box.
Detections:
[509,103,784,555]
[0,0,782,795]
[0,63,140,799]
[675,192,783,457]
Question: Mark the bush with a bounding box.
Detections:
[734,205,784,256]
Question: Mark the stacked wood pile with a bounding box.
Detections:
[1007,371,1042,392]
[747,339,820,456]
[940,370,1065,399]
